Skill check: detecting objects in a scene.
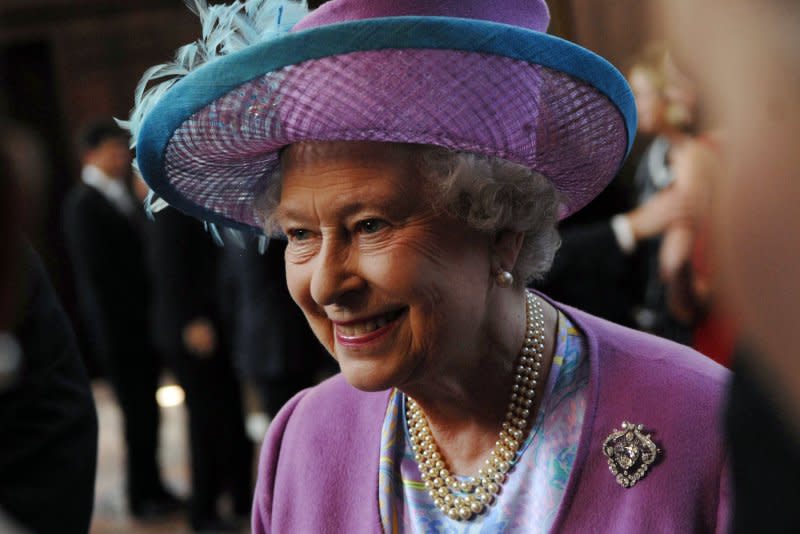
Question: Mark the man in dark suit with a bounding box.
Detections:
[146,207,252,532]
[62,121,179,521]
[145,206,254,532]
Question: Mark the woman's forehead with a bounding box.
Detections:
[276,142,427,220]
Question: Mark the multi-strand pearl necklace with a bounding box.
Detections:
[406,291,546,521]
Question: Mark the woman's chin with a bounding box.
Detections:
[338,360,403,392]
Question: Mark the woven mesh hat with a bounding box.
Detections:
[130,0,637,235]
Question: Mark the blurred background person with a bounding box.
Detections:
[536,44,698,339]
[661,0,800,531]
[1,119,97,533]
[62,120,180,522]
[626,44,699,344]
[146,206,252,532]
[659,130,737,368]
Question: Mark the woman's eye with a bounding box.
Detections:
[288,228,312,241]
[356,219,386,234]
[356,218,388,234]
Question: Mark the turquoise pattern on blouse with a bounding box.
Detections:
[378,310,589,533]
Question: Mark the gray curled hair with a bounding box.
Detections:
[254,145,561,286]
[417,147,561,286]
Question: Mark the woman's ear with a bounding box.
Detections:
[492,230,524,273]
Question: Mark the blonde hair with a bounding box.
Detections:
[629,43,696,131]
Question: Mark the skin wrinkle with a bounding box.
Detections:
[275,141,558,474]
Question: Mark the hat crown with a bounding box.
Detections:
[293,0,550,33]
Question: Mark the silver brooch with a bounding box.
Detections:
[602,421,660,488]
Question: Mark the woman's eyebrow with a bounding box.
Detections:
[276,195,402,224]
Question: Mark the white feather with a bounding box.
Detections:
[122,0,309,149]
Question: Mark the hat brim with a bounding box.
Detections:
[137,16,637,234]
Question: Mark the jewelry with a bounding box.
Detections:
[406,291,545,521]
[495,269,514,288]
[602,421,660,488]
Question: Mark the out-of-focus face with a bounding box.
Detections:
[630,67,667,135]
[275,141,493,392]
[86,137,131,179]
[663,0,800,405]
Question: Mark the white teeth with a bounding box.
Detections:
[338,311,398,337]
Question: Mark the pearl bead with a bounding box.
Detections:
[447,508,460,520]
[470,501,484,514]
[459,507,472,520]
[486,482,500,495]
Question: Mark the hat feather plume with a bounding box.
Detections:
[119,0,308,153]
[116,0,308,218]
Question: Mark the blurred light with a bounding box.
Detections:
[0,333,22,392]
[156,384,185,408]
[246,412,271,442]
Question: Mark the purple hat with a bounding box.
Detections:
[130,0,636,234]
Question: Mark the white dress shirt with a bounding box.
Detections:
[81,164,136,216]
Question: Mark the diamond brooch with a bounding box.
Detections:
[602,421,660,488]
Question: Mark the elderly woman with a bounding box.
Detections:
[129,0,730,532]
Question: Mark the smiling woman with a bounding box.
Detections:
[265,141,558,395]
[128,0,732,532]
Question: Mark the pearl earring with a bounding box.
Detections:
[495,269,513,288]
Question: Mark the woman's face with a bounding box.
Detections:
[630,68,667,135]
[275,142,493,392]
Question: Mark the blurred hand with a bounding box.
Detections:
[659,224,694,283]
[627,186,693,242]
[182,318,216,357]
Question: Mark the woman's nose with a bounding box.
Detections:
[309,238,365,306]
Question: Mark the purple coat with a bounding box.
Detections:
[253,303,731,533]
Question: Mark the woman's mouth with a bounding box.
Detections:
[334,308,405,345]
